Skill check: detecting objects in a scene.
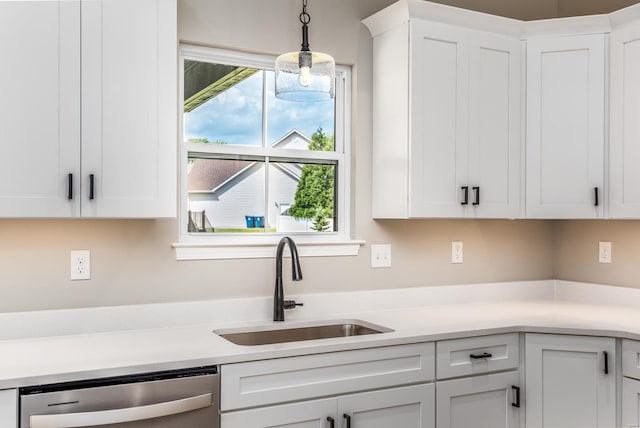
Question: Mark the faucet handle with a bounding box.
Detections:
[283,300,303,310]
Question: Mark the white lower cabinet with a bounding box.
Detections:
[221,397,336,428]
[622,339,640,428]
[525,333,616,428]
[219,343,435,428]
[220,384,435,428]
[0,389,17,428]
[339,384,434,428]
[436,371,520,428]
[623,377,640,428]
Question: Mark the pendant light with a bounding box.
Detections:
[275,0,335,101]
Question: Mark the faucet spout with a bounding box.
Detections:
[274,236,303,321]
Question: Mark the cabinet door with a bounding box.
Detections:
[81,0,177,218]
[610,24,640,218]
[436,371,520,428]
[623,377,640,428]
[409,20,468,217]
[0,389,17,428]
[339,384,435,428]
[221,397,336,428]
[525,333,615,428]
[0,1,80,217]
[526,34,605,218]
[468,31,521,218]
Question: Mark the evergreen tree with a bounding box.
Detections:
[289,128,334,231]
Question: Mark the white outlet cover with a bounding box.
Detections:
[598,242,612,264]
[371,244,391,268]
[452,241,463,264]
[71,250,91,280]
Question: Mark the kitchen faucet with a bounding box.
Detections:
[273,236,303,321]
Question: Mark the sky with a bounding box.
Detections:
[184,70,335,146]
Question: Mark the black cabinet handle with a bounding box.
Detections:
[327,416,335,428]
[469,352,492,360]
[89,174,95,200]
[473,186,480,205]
[512,385,521,408]
[604,351,609,374]
[67,173,73,200]
[343,414,351,428]
[594,187,599,207]
[461,186,469,205]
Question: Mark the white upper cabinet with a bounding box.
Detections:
[364,1,640,220]
[408,20,468,218]
[364,2,522,218]
[0,1,81,217]
[0,0,177,218]
[526,34,606,219]
[467,32,522,218]
[610,22,640,218]
[81,0,176,218]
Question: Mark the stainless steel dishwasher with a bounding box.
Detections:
[19,366,219,428]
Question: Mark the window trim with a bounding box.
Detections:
[174,44,360,259]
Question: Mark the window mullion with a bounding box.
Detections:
[264,156,270,232]
[262,70,269,231]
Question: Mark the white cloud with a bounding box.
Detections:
[184,69,335,146]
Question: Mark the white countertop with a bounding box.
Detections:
[2,279,640,389]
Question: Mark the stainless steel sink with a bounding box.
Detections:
[214,320,393,346]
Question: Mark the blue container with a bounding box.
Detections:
[245,215,255,228]
[255,216,265,228]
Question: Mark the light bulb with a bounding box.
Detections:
[299,66,313,87]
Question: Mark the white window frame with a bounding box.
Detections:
[173,44,362,260]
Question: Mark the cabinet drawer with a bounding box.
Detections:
[220,342,435,410]
[622,339,640,379]
[436,333,519,379]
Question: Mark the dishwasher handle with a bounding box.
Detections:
[30,393,213,428]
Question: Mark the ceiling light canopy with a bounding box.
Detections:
[275,0,335,102]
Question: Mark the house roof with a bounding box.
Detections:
[187,158,252,191]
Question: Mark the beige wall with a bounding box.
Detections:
[552,221,640,288]
[428,0,558,20]
[428,0,640,20]
[4,0,639,314]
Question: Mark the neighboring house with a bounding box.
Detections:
[187,130,314,231]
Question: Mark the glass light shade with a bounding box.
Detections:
[275,51,335,101]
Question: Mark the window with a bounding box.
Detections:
[175,45,359,259]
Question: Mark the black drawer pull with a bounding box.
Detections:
[512,385,521,408]
[327,416,335,428]
[343,414,351,428]
[604,351,609,374]
[594,187,599,207]
[469,352,492,360]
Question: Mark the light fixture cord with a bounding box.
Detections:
[299,0,310,52]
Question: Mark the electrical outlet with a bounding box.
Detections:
[599,242,612,264]
[452,241,463,264]
[70,250,91,280]
[371,244,391,268]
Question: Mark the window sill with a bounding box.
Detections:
[172,240,365,260]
